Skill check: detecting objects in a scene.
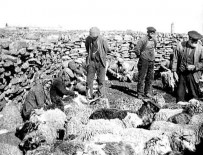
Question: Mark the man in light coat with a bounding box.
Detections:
[85,27,110,99]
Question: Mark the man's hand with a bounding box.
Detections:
[187,65,196,71]
[172,71,179,82]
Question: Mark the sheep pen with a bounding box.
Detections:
[1,29,203,155]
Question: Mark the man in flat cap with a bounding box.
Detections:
[135,26,157,99]
[85,27,110,99]
[172,30,203,102]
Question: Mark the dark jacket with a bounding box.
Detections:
[172,41,203,83]
[50,78,75,110]
[22,82,48,121]
[85,36,109,67]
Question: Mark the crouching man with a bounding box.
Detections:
[21,77,52,121]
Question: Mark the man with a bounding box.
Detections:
[50,70,77,111]
[85,27,110,99]
[172,31,203,102]
[68,60,87,81]
[21,77,52,121]
[135,27,157,99]
[107,57,137,82]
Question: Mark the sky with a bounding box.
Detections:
[0,0,203,33]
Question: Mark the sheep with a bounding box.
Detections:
[65,116,85,137]
[150,121,199,152]
[83,141,136,155]
[189,113,203,127]
[54,141,85,155]
[89,108,123,120]
[136,101,160,128]
[144,136,172,155]
[155,109,183,121]
[167,112,192,125]
[77,119,125,142]
[91,128,171,155]
[89,108,143,128]
[91,133,122,143]
[65,102,93,124]
[19,109,67,152]
[122,112,143,128]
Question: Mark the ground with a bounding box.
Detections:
[105,79,176,107]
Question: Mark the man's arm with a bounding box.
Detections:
[34,85,46,108]
[103,39,110,53]
[135,38,145,57]
[85,36,90,52]
[171,42,181,72]
[195,47,203,71]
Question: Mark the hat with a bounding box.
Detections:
[89,27,100,38]
[147,27,156,33]
[188,31,202,40]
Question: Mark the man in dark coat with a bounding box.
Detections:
[85,27,110,99]
[135,27,157,99]
[22,77,52,121]
[172,30,203,102]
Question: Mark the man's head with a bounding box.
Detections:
[188,31,202,48]
[89,27,100,40]
[147,27,156,39]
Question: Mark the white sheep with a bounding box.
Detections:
[144,136,172,155]
[189,113,203,127]
[122,112,143,128]
[77,119,125,142]
[150,121,199,152]
[155,109,183,121]
[90,128,171,155]
[22,108,67,146]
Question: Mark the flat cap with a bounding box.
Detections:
[188,31,202,40]
[147,27,156,32]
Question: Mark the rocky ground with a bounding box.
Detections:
[106,79,176,106]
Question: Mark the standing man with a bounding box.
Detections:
[172,31,203,102]
[85,27,109,99]
[135,27,157,99]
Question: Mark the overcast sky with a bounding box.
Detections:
[0,0,203,33]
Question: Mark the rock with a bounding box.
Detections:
[0,102,23,132]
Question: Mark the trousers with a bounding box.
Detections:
[176,72,200,102]
[137,57,154,96]
[86,59,106,98]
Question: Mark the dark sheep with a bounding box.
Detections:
[89,108,129,120]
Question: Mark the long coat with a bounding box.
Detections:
[172,41,203,83]
[85,36,109,68]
